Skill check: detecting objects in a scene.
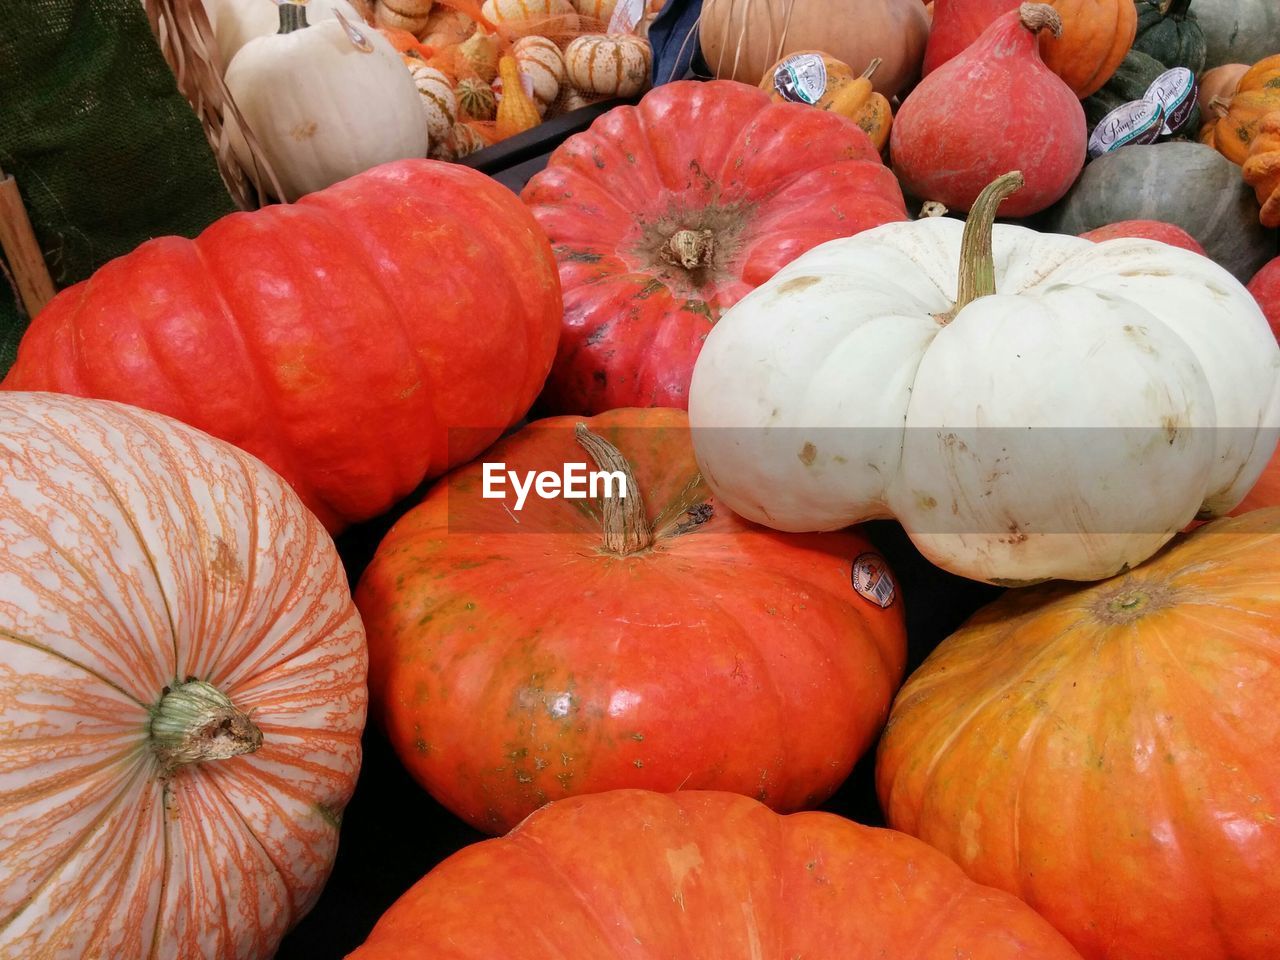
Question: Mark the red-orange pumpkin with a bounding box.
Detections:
[0,392,366,959]
[1079,219,1207,254]
[923,0,1020,75]
[878,508,1280,960]
[1248,255,1280,338]
[347,790,1086,959]
[520,79,909,415]
[357,407,908,834]
[1,160,562,532]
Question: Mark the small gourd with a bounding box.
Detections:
[374,0,435,34]
[495,55,542,138]
[457,75,498,120]
[564,33,652,97]
[1243,111,1280,228]
[570,0,618,24]
[481,0,580,36]
[421,5,475,46]
[759,53,893,150]
[458,26,501,82]
[513,35,566,107]
[409,63,459,144]
[449,121,491,158]
[1205,55,1280,165]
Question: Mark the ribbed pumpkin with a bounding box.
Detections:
[519,79,909,414]
[374,0,434,33]
[1244,111,1280,228]
[481,0,579,36]
[513,34,566,106]
[891,4,1087,216]
[1197,61,1248,113]
[698,0,930,98]
[348,791,1087,959]
[1132,0,1205,72]
[456,75,498,119]
[1,161,562,532]
[569,0,617,23]
[1205,55,1280,165]
[1038,0,1137,97]
[0,392,366,960]
[878,508,1280,960]
[563,33,652,97]
[409,63,458,143]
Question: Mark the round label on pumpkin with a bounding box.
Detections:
[1088,99,1165,159]
[851,553,896,608]
[1143,67,1198,135]
[772,54,827,105]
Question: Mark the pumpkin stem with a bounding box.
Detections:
[1159,0,1192,18]
[660,229,716,271]
[946,171,1024,320]
[918,200,949,218]
[278,0,308,33]
[861,57,882,81]
[150,679,263,773]
[574,423,654,556]
[1018,3,1063,38]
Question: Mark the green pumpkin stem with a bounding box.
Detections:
[278,1,309,33]
[1159,0,1192,19]
[150,678,263,773]
[574,424,654,556]
[950,170,1025,317]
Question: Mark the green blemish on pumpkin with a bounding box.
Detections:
[315,803,342,830]
[636,278,665,299]
[556,246,602,264]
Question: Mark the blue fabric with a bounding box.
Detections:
[648,0,709,86]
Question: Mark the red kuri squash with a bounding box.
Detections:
[1248,255,1280,338]
[357,407,908,834]
[1079,218,1207,253]
[1,160,562,532]
[347,790,1086,959]
[0,392,366,959]
[520,80,909,414]
[923,0,1020,76]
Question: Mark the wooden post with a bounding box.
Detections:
[0,164,56,317]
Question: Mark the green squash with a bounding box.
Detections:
[1084,48,1200,135]
[1193,0,1280,69]
[1132,0,1207,74]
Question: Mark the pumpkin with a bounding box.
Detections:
[201,0,358,72]
[547,84,608,116]
[563,33,652,97]
[1249,256,1280,337]
[357,407,908,833]
[1205,55,1280,165]
[1131,0,1206,72]
[1197,61,1249,113]
[421,4,477,46]
[569,0,617,23]
[854,90,894,152]
[0,392,365,959]
[1,161,562,532]
[877,508,1280,960]
[375,0,435,33]
[513,34,566,106]
[495,54,543,136]
[1244,111,1280,228]
[759,53,895,150]
[1079,218,1207,252]
[687,172,1280,585]
[456,74,498,118]
[1038,0,1138,97]
[1082,47,1200,137]
[457,25,501,81]
[408,62,459,144]
[891,5,1087,217]
[922,0,1020,76]
[446,120,491,157]
[347,790,1086,959]
[223,4,427,202]
[1046,141,1278,281]
[698,0,930,98]
[1194,0,1280,69]
[481,0,579,36]
[519,79,909,415]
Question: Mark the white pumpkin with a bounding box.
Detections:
[202,0,358,73]
[564,33,651,97]
[569,0,618,24]
[409,63,459,144]
[225,3,427,202]
[687,173,1280,585]
[512,35,565,107]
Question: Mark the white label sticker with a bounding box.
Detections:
[852,553,896,608]
[608,0,645,33]
[772,53,828,105]
[1143,67,1198,135]
[1088,99,1165,158]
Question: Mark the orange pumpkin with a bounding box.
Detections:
[1243,110,1280,227]
[1039,0,1137,97]
[1205,54,1280,165]
[1198,61,1249,114]
[0,393,366,959]
[878,508,1280,960]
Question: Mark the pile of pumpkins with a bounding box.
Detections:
[3,0,1280,958]
[204,0,662,200]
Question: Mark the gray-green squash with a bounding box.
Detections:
[1044,141,1277,281]
[1193,0,1280,69]
[1132,0,1206,74]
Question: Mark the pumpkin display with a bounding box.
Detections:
[1045,141,1278,281]
[0,392,366,960]
[495,54,543,136]
[877,508,1280,960]
[922,0,1019,76]
[1,160,562,533]
[1038,0,1138,97]
[202,0,359,72]
[1078,218,1207,252]
[1194,0,1280,69]
[687,172,1280,585]
[759,52,893,150]
[374,0,435,33]
[409,63,459,144]
[347,790,1085,959]
[513,34,566,106]
[223,3,427,202]
[519,79,909,415]
[1244,111,1280,228]
[891,5,1087,217]
[1204,55,1280,165]
[1131,0,1206,73]
[1197,61,1248,113]
[698,0,930,98]
[563,33,652,97]
[357,407,909,834]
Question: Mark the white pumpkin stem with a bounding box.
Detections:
[278,0,309,32]
[951,170,1024,316]
[661,229,716,271]
[574,424,654,555]
[1018,3,1063,38]
[861,57,883,81]
[150,679,263,772]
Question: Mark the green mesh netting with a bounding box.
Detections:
[0,0,237,375]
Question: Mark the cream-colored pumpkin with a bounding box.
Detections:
[225,3,428,202]
[409,63,459,143]
[564,33,651,97]
[374,0,434,34]
[480,0,579,36]
[687,173,1280,585]
[570,0,617,24]
[513,35,565,106]
[201,0,358,73]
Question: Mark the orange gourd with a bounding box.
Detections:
[495,54,541,137]
[1198,62,1249,113]
[1205,54,1280,165]
[759,53,894,149]
[1038,0,1137,97]
[1243,110,1280,227]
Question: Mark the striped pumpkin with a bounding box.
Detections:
[564,33,652,97]
[569,0,618,24]
[480,0,579,36]
[0,392,366,960]
[409,63,459,144]
[513,35,566,106]
[457,75,498,120]
[374,0,434,34]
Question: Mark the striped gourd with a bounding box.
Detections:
[0,391,366,960]
[564,33,651,97]
[374,0,434,34]
[513,35,565,107]
[480,0,579,36]
[569,0,618,25]
[457,75,498,120]
[409,63,459,144]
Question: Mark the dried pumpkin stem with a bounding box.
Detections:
[950,170,1024,317]
[1018,3,1063,38]
[150,679,263,772]
[661,229,716,270]
[861,57,883,81]
[574,423,654,555]
[1159,0,1192,18]
[278,0,308,33]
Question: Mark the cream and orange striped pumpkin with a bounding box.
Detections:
[480,0,579,36]
[0,393,367,959]
[564,33,651,97]
[374,0,434,34]
[409,63,459,143]
[513,35,565,107]
[569,0,618,24]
